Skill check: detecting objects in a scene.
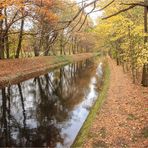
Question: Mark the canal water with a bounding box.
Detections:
[0,58,104,147]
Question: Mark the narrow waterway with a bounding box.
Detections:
[0,58,104,147]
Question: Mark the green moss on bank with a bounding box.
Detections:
[72,60,110,148]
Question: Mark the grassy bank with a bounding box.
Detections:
[72,60,110,147]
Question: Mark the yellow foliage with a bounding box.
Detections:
[94,0,147,70]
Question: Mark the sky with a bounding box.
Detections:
[23,0,103,30]
[75,0,103,25]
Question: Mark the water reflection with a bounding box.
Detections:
[0,59,103,147]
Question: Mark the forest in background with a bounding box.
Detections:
[0,0,148,86]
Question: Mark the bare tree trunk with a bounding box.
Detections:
[44,35,50,56]
[71,37,75,54]
[60,34,63,55]
[115,44,120,65]
[15,17,24,58]
[76,43,79,53]
[4,8,9,58]
[34,44,40,56]
[5,34,9,58]
[0,9,5,59]
[44,46,50,56]
[144,0,148,43]
[69,43,71,55]
[0,32,5,59]
[141,1,148,87]
[74,37,76,54]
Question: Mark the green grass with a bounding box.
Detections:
[141,127,148,138]
[54,53,100,65]
[93,52,101,57]
[72,61,110,148]
[55,55,73,62]
[127,114,137,120]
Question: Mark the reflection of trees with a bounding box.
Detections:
[53,60,96,111]
[0,83,63,147]
[0,59,98,147]
[0,88,8,146]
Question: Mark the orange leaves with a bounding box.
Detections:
[38,7,58,22]
[33,0,59,23]
[0,0,59,23]
[0,0,25,8]
[34,0,54,7]
[44,11,58,22]
[0,14,5,20]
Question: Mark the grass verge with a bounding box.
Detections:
[72,60,110,148]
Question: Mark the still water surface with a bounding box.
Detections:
[0,59,104,147]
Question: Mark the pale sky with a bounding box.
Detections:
[75,0,103,25]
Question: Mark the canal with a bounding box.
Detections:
[0,58,104,147]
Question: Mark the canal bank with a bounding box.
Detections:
[72,60,110,147]
[0,53,99,88]
[0,56,104,147]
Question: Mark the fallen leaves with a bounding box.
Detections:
[83,57,148,148]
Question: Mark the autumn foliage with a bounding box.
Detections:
[0,0,96,59]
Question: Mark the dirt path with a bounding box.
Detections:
[0,53,95,88]
[83,58,148,148]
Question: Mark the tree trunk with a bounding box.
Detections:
[71,37,75,54]
[15,18,24,58]
[0,9,5,59]
[4,8,9,58]
[60,34,63,55]
[144,0,148,43]
[44,39,50,56]
[69,44,71,55]
[44,46,50,56]
[5,34,9,58]
[0,31,5,59]
[141,1,148,87]
[142,64,148,86]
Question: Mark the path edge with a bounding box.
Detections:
[72,59,110,148]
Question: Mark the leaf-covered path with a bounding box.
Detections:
[84,58,148,148]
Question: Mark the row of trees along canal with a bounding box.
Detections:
[93,0,148,87]
[0,0,148,87]
[0,0,98,58]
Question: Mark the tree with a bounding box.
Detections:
[142,0,148,86]
[95,0,148,87]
